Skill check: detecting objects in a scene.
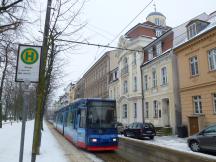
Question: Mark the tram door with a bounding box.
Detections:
[76,109,87,148]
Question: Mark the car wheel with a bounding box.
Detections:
[149,136,154,140]
[190,141,200,152]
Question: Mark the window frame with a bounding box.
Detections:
[144,75,148,90]
[134,103,137,118]
[152,69,157,88]
[156,42,162,56]
[213,93,216,114]
[193,96,202,114]
[123,80,128,94]
[145,102,149,118]
[148,48,153,61]
[188,23,197,39]
[208,48,216,71]
[153,100,158,118]
[133,76,137,92]
[122,104,128,118]
[189,56,199,76]
[161,66,168,85]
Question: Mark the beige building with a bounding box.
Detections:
[83,50,116,98]
[141,30,178,133]
[69,83,76,103]
[174,13,216,135]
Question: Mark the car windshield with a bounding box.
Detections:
[87,106,116,128]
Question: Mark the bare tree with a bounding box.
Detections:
[0,0,27,33]
[31,0,87,155]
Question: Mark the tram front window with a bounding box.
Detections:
[88,106,116,129]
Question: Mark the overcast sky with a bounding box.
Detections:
[51,0,216,97]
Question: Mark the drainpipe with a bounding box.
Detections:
[140,65,145,124]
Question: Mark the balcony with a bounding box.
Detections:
[121,65,128,76]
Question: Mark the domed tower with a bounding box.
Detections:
[146,4,166,26]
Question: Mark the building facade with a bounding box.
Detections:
[141,30,177,132]
[117,11,171,125]
[174,15,216,135]
[83,51,116,98]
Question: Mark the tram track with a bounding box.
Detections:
[94,151,130,162]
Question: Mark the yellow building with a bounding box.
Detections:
[174,18,216,135]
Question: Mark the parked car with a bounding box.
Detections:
[123,122,156,139]
[187,124,216,152]
[115,122,125,134]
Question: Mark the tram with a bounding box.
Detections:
[54,98,118,151]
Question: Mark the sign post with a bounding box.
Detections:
[16,45,42,162]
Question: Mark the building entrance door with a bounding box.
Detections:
[188,116,199,135]
[162,98,170,126]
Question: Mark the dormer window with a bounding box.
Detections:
[188,23,197,39]
[148,48,153,61]
[156,42,162,56]
[187,20,209,39]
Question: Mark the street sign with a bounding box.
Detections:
[15,44,42,83]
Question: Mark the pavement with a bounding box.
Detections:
[46,122,102,162]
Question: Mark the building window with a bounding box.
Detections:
[148,48,153,61]
[123,80,128,94]
[156,29,162,37]
[155,18,160,26]
[152,69,157,88]
[190,56,199,76]
[161,67,168,85]
[193,96,202,114]
[208,48,216,71]
[156,42,162,56]
[213,93,216,113]
[134,103,137,118]
[188,23,197,39]
[144,75,148,90]
[133,52,137,65]
[153,100,158,118]
[133,76,137,92]
[123,104,127,118]
[145,102,149,118]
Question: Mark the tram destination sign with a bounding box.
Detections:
[15,44,42,83]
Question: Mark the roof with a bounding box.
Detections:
[147,11,165,18]
[186,19,209,27]
[174,17,216,50]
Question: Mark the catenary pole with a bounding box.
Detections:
[31,0,52,161]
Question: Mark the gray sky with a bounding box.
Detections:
[54,0,216,96]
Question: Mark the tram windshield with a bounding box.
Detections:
[87,101,116,128]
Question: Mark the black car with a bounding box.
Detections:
[187,124,216,152]
[123,122,156,139]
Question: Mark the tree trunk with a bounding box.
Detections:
[0,45,9,128]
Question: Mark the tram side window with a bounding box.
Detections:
[79,109,86,128]
[60,114,63,124]
[67,111,75,128]
[64,112,68,127]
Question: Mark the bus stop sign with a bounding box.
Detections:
[15,44,42,83]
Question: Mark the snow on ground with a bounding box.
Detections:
[120,135,216,159]
[0,120,68,162]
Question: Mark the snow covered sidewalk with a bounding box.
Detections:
[0,120,68,162]
[0,120,103,162]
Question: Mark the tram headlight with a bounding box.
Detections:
[91,138,97,142]
[112,138,117,142]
